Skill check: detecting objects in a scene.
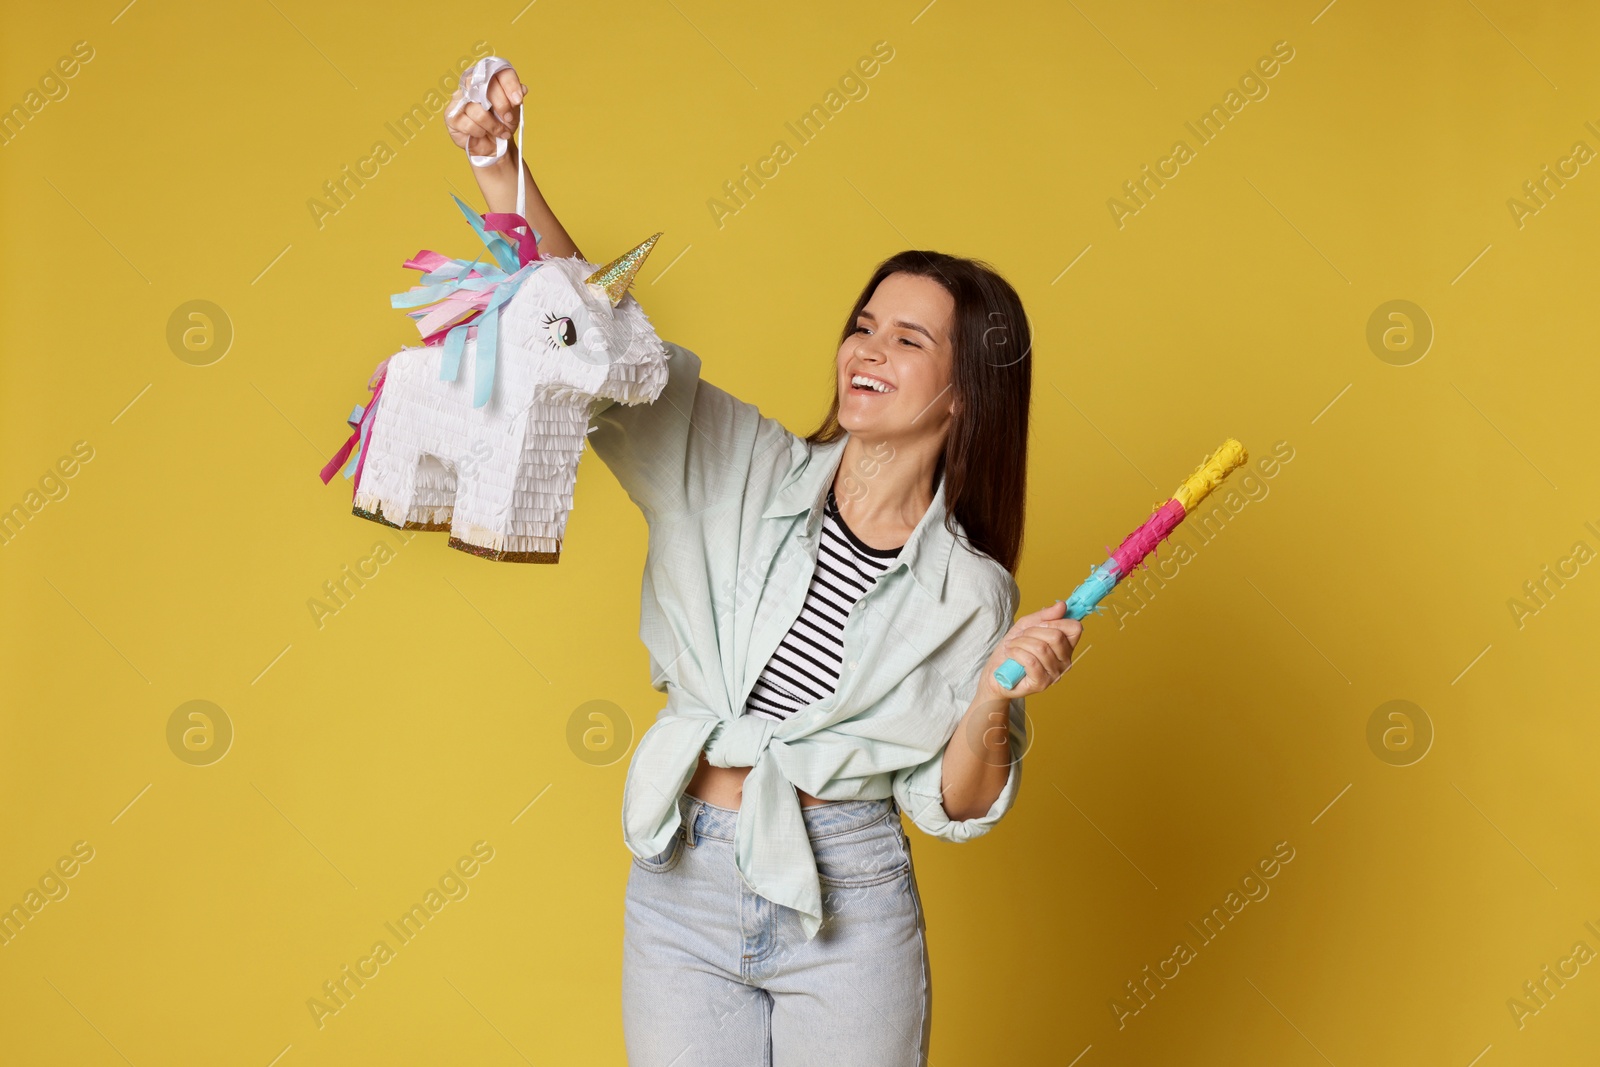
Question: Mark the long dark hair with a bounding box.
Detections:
[805,250,1031,574]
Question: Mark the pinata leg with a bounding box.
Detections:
[351,350,471,533]
[502,404,588,562]
[442,403,583,564]
[496,431,570,562]
[353,447,458,531]
[405,453,458,529]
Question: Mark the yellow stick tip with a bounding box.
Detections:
[1173,439,1248,510]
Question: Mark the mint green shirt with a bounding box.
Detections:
[588,341,1024,940]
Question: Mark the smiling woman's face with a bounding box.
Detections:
[835,271,957,442]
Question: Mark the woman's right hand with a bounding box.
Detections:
[445,65,527,158]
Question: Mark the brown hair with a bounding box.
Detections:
[804,250,1032,574]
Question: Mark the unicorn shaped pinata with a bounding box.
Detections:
[320,57,669,562]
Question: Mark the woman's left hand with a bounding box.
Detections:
[976,600,1083,702]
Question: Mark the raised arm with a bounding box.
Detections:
[444,62,583,261]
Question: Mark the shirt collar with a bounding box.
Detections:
[761,432,957,601]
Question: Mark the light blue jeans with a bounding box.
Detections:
[622,791,932,1066]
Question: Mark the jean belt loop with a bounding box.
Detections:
[683,799,700,848]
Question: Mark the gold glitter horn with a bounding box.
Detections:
[585,232,664,306]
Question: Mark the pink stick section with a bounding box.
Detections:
[1109,498,1187,579]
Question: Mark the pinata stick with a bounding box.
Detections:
[994,439,1249,690]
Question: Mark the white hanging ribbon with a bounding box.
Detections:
[450,55,526,221]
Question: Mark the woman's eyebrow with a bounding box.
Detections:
[858,310,937,343]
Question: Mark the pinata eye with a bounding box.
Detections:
[541,313,578,348]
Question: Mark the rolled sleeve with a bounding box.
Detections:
[892,572,1025,840]
[892,694,1024,841]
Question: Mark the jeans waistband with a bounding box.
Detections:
[675,791,896,844]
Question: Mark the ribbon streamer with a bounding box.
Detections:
[389,192,544,409]
[318,366,388,494]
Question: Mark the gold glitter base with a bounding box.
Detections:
[353,503,402,529]
[353,503,451,531]
[353,503,560,562]
[447,536,561,564]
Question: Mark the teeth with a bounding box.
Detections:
[852,374,892,393]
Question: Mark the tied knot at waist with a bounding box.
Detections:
[703,714,780,769]
[641,701,831,940]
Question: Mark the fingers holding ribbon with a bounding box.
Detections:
[450,56,524,167]
[446,93,513,153]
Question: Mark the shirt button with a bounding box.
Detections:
[848,661,858,671]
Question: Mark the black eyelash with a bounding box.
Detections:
[540,312,560,350]
[853,324,919,347]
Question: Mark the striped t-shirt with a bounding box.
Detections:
[745,486,902,722]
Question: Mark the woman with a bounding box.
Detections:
[449,62,1081,1065]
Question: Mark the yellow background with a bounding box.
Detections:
[3,1,1598,1063]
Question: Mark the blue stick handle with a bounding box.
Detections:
[993,559,1118,690]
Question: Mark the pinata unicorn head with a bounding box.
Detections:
[318,201,670,562]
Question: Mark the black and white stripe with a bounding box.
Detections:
[745,487,901,722]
